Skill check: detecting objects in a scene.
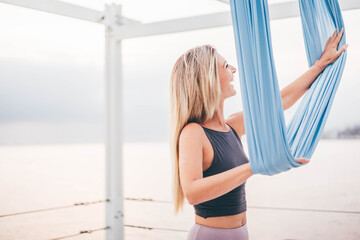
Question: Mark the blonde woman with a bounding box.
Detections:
[170,31,346,240]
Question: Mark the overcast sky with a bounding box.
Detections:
[0,1,359,145]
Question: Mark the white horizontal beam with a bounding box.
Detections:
[115,0,360,39]
[339,0,360,10]
[1,0,359,39]
[0,0,103,23]
[269,0,360,19]
[0,0,139,24]
[114,11,232,39]
[218,0,360,19]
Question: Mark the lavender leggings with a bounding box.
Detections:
[187,223,249,240]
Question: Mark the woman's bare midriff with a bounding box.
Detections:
[195,211,246,229]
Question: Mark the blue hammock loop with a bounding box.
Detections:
[229,0,347,175]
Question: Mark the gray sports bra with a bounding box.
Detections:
[194,123,249,218]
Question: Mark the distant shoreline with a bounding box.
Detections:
[322,125,360,139]
[0,121,359,145]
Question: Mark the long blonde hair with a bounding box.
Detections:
[169,44,221,213]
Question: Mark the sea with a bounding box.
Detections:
[0,139,359,240]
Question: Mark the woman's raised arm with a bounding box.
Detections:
[226,28,348,138]
[281,28,348,110]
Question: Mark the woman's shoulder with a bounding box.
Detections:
[181,122,203,135]
[179,123,205,143]
[226,112,246,138]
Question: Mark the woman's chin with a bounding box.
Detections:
[225,92,237,100]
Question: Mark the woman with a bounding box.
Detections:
[169,29,347,240]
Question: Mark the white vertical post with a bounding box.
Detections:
[104,4,124,240]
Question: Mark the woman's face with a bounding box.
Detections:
[216,53,237,99]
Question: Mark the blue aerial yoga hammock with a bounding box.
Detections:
[229,0,347,175]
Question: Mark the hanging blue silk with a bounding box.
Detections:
[229,0,347,175]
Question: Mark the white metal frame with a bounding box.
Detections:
[0,0,359,239]
[114,0,360,39]
[104,4,125,240]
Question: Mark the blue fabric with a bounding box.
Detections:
[229,0,347,175]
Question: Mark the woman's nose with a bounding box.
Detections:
[231,66,237,73]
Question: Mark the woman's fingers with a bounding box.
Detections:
[295,158,310,164]
[324,29,342,52]
[323,28,347,64]
[336,44,349,58]
[330,30,337,41]
[316,28,347,68]
[324,37,332,49]
[334,28,344,45]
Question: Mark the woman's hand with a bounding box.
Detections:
[291,148,310,164]
[279,28,348,111]
[295,158,310,164]
[315,28,348,70]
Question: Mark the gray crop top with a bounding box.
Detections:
[194,123,249,219]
